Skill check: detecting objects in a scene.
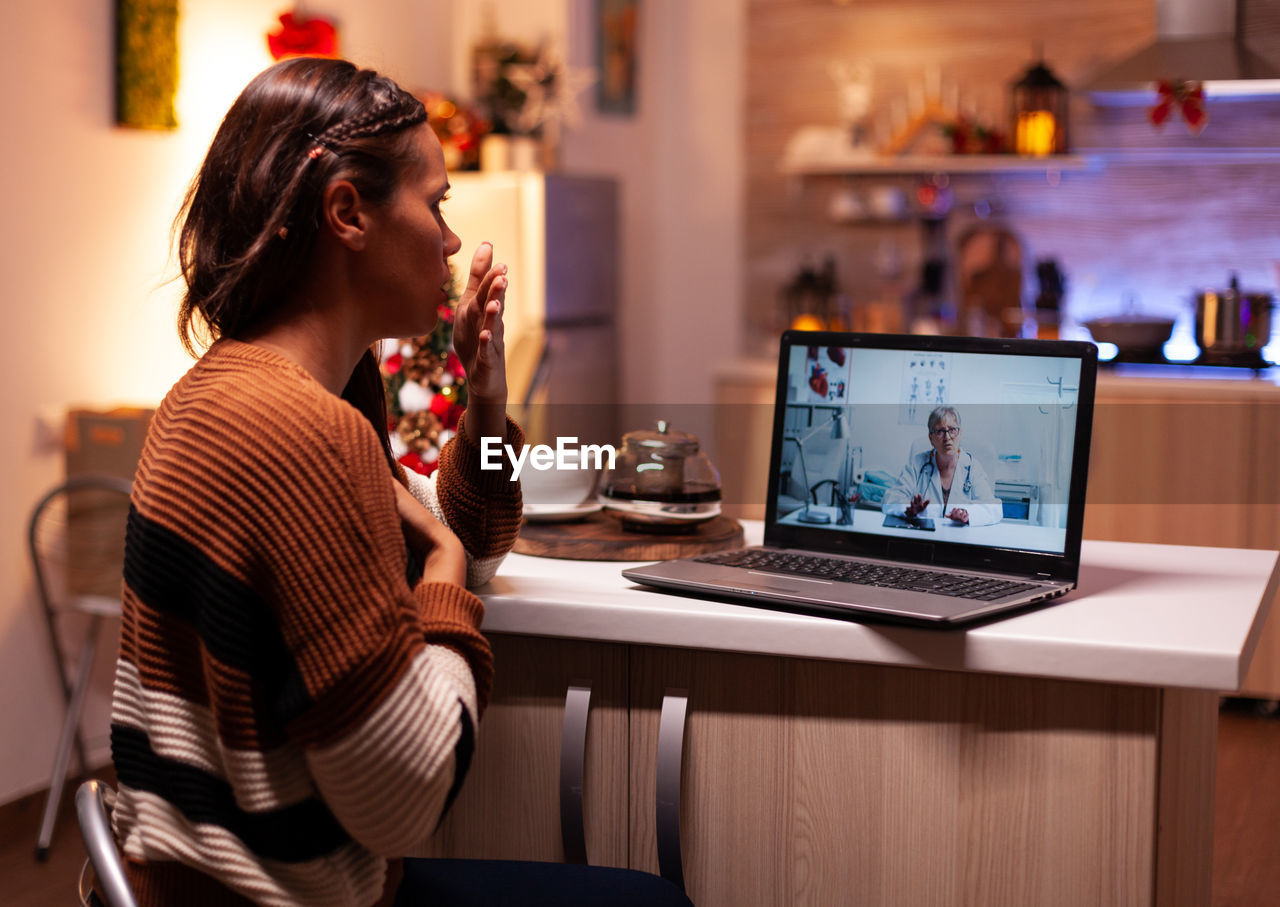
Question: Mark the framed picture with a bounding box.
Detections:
[595,0,639,116]
[116,0,179,129]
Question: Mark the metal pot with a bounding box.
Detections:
[1195,280,1274,355]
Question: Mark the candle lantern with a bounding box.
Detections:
[1011,57,1068,156]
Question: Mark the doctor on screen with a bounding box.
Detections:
[882,405,1003,526]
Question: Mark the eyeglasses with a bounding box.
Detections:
[929,426,960,440]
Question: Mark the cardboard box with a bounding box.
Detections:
[64,407,154,482]
[60,408,153,598]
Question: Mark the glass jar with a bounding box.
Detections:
[598,421,721,531]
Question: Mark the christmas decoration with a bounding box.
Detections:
[502,45,596,137]
[420,92,490,171]
[267,10,339,61]
[380,286,468,476]
[1149,80,1208,135]
[472,39,594,144]
[941,116,1007,155]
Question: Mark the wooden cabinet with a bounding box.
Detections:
[432,632,1216,905]
[424,635,629,867]
[628,646,1206,907]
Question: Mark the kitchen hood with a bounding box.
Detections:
[1085,0,1280,104]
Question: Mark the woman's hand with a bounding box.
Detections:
[947,508,970,525]
[451,242,509,443]
[393,482,465,587]
[906,494,929,518]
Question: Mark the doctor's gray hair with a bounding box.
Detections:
[927,405,960,431]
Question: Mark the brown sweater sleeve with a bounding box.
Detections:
[435,411,524,561]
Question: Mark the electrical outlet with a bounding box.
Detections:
[34,406,66,454]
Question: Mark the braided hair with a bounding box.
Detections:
[175,57,429,468]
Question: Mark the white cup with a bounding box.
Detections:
[521,448,600,510]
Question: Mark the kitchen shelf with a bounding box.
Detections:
[781,147,1280,176]
[1081,148,1280,166]
[779,151,1098,176]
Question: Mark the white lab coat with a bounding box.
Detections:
[881,448,1003,526]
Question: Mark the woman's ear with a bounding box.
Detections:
[321,179,368,251]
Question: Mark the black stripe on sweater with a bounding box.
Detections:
[124,507,312,725]
[437,698,475,828]
[111,723,350,863]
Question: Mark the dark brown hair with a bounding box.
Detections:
[175,57,428,467]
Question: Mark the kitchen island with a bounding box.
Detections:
[713,357,1280,699]
[422,523,1278,907]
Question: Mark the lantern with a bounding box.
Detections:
[1011,57,1068,156]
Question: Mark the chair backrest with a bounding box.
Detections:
[29,476,132,616]
[76,779,139,907]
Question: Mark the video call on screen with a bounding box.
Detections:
[778,344,1082,554]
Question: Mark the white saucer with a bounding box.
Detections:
[522,500,603,523]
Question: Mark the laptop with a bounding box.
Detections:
[623,330,1098,625]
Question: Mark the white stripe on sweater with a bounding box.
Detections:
[111,658,318,810]
[114,788,386,907]
[404,468,507,587]
[305,645,477,855]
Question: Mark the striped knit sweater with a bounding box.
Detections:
[110,339,523,906]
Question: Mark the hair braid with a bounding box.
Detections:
[319,100,426,147]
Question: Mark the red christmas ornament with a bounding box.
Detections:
[384,351,404,375]
[398,450,437,476]
[267,12,339,62]
[1149,80,1208,135]
[429,393,451,420]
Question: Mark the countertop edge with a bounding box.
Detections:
[477,531,1280,692]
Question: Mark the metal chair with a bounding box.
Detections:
[29,475,132,860]
[76,779,138,907]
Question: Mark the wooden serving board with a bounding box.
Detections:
[514,511,744,561]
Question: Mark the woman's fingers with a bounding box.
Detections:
[463,242,494,297]
[484,279,506,338]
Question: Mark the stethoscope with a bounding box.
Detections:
[918,450,973,497]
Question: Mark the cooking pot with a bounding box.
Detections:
[1195,276,1274,356]
[1081,315,1176,353]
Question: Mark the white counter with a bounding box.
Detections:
[478,521,1279,692]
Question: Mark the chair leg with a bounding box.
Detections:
[35,616,101,861]
[38,600,91,775]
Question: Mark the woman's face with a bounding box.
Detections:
[360,126,463,339]
[928,413,960,457]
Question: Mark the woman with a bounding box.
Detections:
[881,405,1002,526]
[108,58,523,904]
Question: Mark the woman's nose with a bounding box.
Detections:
[443,221,462,258]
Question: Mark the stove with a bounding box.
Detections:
[1099,348,1273,370]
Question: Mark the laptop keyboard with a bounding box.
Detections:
[694,549,1038,602]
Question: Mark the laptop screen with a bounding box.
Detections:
[766,332,1096,572]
